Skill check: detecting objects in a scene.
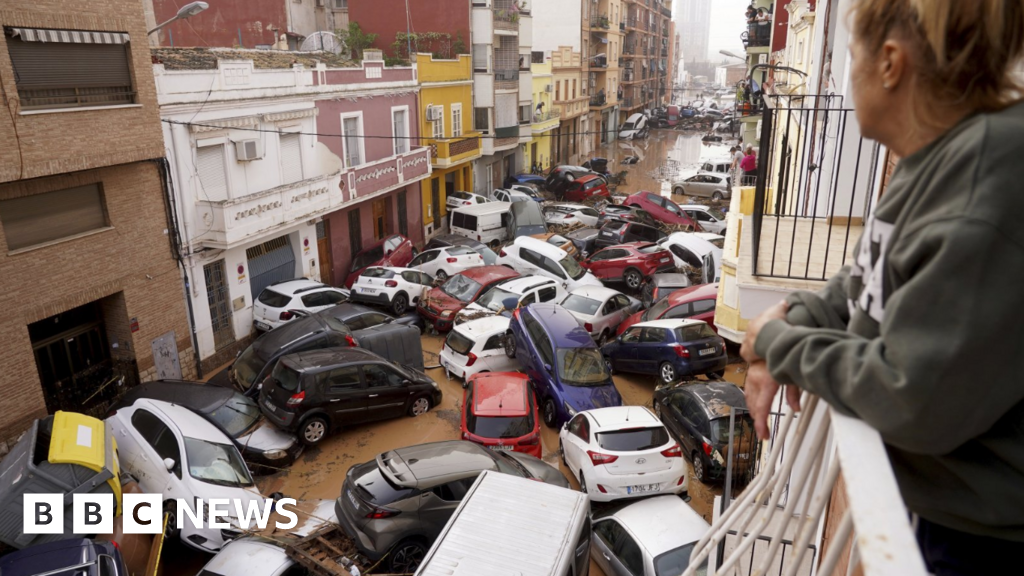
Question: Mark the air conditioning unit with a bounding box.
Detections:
[235,139,263,161]
[426,106,442,121]
[544,84,552,92]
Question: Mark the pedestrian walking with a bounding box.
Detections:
[739,146,757,184]
[740,1,1024,574]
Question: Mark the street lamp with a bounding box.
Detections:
[148,1,209,36]
[719,49,746,61]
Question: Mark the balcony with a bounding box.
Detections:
[428,133,482,168]
[532,109,560,133]
[493,1,521,32]
[744,21,771,48]
[589,14,611,29]
[494,68,520,90]
[589,92,606,107]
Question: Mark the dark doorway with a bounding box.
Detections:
[203,260,235,350]
[431,178,441,227]
[316,220,333,284]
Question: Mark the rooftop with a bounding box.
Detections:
[152,47,356,70]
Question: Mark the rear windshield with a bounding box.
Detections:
[355,461,416,506]
[270,361,302,392]
[677,323,717,341]
[361,268,394,279]
[442,274,484,303]
[711,415,755,444]
[561,294,601,315]
[638,244,663,254]
[351,246,384,271]
[257,289,291,308]
[208,394,261,437]
[445,330,475,355]
[596,426,669,451]
[602,220,626,231]
[467,412,535,439]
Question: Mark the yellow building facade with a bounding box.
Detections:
[525,58,559,173]
[416,53,483,238]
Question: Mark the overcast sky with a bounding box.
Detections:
[705,0,749,62]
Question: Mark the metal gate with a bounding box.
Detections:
[203,259,235,350]
[316,220,333,285]
[246,235,297,300]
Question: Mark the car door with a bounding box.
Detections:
[668,243,702,270]
[408,250,440,277]
[417,476,478,541]
[563,413,590,475]
[400,270,431,304]
[643,192,666,221]
[362,363,413,420]
[537,254,569,285]
[612,327,642,371]
[635,327,668,374]
[382,236,402,265]
[479,333,515,372]
[523,315,556,397]
[393,237,414,266]
[126,408,185,494]
[517,247,544,276]
[592,519,645,576]
[605,294,633,332]
[597,296,621,335]
[676,394,704,454]
[321,365,369,426]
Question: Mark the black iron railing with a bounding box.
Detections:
[751,94,881,281]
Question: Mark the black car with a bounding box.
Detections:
[594,220,667,249]
[424,234,499,265]
[0,539,126,576]
[641,273,692,308]
[112,380,303,469]
[563,227,601,258]
[653,381,756,484]
[259,347,442,446]
[597,204,658,228]
[544,165,598,197]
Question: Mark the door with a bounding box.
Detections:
[372,199,388,240]
[691,298,716,324]
[125,408,185,492]
[316,221,334,285]
[202,260,235,350]
[362,363,412,420]
[592,519,644,576]
[563,414,590,475]
[418,477,477,542]
[635,326,667,374]
[323,365,370,425]
[247,236,297,300]
[613,327,642,371]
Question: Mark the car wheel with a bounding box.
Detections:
[707,369,726,379]
[712,191,724,202]
[542,398,558,428]
[389,539,428,574]
[436,269,449,282]
[503,332,517,358]
[163,501,180,540]
[409,396,431,417]
[604,355,615,375]
[578,471,588,494]
[692,451,708,483]
[391,293,409,315]
[299,416,329,447]
[673,186,685,196]
[559,440,567,465]
[624,268,643,290]
[659,362,677,385]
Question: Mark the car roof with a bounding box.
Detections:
[625,113,644,122]
[264,279,327,296]
[576,174,603,183]
[498,274,557,294]
[634,318,707,330]
[454,201,513,215]
[279,346,381,372]
[202,539,293,575]
[120,380,233,413]
[512,236,569,260]
[461,265,520,283]
[568,285,621,301]
[694,232,724,242]
[134,398,231,443]
[678,381,748,418]
[453,315,511,338]
[525,304,595,348]
[363,266,419,275]
[666,282,719,304]
[383,441,498,487]
[430,235,487,250]
[665,233,717,256]
[608,496,710,556]
[565,227,600,239]
[695,171,728,180]
[585,406,659,430]
[471,373,531,417]
[652,273,691,286]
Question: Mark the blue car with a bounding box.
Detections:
[601,319,728,384]
[505,303,623,427]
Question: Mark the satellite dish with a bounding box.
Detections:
[299,31,345,55]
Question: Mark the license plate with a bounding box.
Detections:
[359,287,377,294]
[262,399,276,413]
[489,445,513,451]
[626,484,659,495]
[255,321,271,330]
[699,348,715,356]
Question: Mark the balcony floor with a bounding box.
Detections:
[740,215,862,291]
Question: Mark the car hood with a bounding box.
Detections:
[573,271,604,288]
[561,381,622,412]
[237,419,298,452]
[422,288,465,312]
[506,453,571,488]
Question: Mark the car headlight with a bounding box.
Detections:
[563,401,577,417]
[441,310,454,318]
[262,449,288,460]
[431,380,441,391]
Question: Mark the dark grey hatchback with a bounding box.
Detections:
[259,347,442,446]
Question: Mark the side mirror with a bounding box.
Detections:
[543,363,553,373]
[163,458,176,472]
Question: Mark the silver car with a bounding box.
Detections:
[335,441,569,574]
[592,495,710,576]
[672,172,733,201]
[560,286,641,345]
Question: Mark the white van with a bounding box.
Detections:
[449,202,513,248]
[415,470,591,576]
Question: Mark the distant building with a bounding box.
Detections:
[677,0,711,64]
[715,62,747,88]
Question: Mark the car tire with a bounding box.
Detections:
[604,355,615,375]
[624,268,643,290]
[712,191,724,202]
[391,292,409,315]
[163,501,180,540]
[299,416,329,447]
[435,269,449,282]
[659,362,677,385]
[408,396,432,417]
[503,332,517,358]
[692,451,708,484]
[559,440,567,466]
[673,186,685,196]
[542,398,558,428]
[389,539,429,574]
[707,369,726,379]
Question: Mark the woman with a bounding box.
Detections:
[739,146,757,184]
[740,1,1024,573]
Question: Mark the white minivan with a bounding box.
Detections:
[415,470,591,576]
[449,202,512,248]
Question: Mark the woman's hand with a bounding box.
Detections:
[741,300,789,363]
[745,361,802,440]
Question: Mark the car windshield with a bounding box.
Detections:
[561,294,601,315]
[557,348,611,386]
[441,274,484,303]
[233,346,264,388]
[621,121,635,130]
[560,255,586,280]
[207,394,262,437]
[475,285,519,311]
[257,289,291,308]
[360,268,394,279]
[467,412,534,439]
[711,415,755,444]
[487,449,530,476]
[184,437,254,487]
[547,234,570,246]
[444,330,475,355]
[644,297,673,321]
[677,323,718,341]
[596,426,669,451]
[654,543,707,576]
[351,246,384,271]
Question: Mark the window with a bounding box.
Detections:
[346,311,391,331]
[334,0,347,7]
[621,327,642,344]
[663,303,692,319]
[572,79,577,98]
[301,290,346,307]
[280,133,303,184]
[130,410,181,478]
[0,183,109,251]
[348,208,362,253]
[692,299,716,314]
[392,109,408,155]
[432,478,476,501]
[519,104,531,124]
[483,334,504,350]
[474,107,489,133]
[196,144,228,201]
[531,51,544,64]
[326,366,362,392]
[341,115,364,168]
[398,191,408,237]
[363,365,405,388]
[472,44,489,72]
[615,531,645,576]
[641,327,666,343]
[555,81,560,101]
[432,107,445,140]
[537,286,557,302]
[6,30,134,110]
[451,104,463,138]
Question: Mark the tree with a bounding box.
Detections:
[337,22,378,62]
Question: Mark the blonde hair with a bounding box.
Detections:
[852,0,1024,127]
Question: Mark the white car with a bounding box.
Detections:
[252,279,348,332]
[407,246,485,281]
[591,495,710,576]
[558,406,687,503]
[446,190,489,211]
[456,275,566,323]
[543,203,601,227]
[508,184,544,200]
[559,286,641,344]
[349,266,434,315]
[496,236,603,291]
[681,204,727,234]
[107,398,264,553]
[438,315,519,380]
[658,232,723,283]
[491,188,534,203]
[618,113,649,140]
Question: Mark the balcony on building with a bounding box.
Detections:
[532,108,560,134]
[428,133,483,168]
[493,0,522,34]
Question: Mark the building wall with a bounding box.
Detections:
[348,0,471,59]
[148,0,288,48]
[317,91,421,165]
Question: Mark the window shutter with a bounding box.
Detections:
[7,39,133,109]
[0,184,107,250]
[197,146,228,201]
[280,133,303,183]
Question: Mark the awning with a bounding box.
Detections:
[6,27,129,44]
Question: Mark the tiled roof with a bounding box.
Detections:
[151,47,356,70]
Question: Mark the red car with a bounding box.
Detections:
[417,265,519,332]
[564,174,611,202]
[617,282,720,335]
[344,234,416,288]
[622,191,703,230]
[580,242,676,290]
[460,372,542,458]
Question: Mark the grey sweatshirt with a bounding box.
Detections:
[754,101,1024,541]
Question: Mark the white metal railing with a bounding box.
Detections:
[683,392,929,576]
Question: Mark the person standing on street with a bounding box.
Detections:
[739,1,1024,574]
[739,146,757,184]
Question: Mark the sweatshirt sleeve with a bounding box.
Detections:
[753,218,1024,455]
[778,265,853,332]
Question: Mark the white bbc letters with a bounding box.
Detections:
[72,494,113,534]
[123,493,163,534]
[24,494,63,534]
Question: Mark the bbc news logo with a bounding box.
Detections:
[24,494,300,534]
